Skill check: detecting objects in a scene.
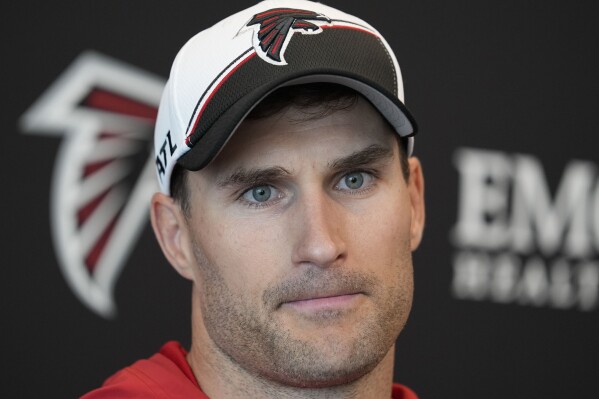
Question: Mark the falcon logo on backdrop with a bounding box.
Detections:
[245,8,331,65]
[452,148,599,311]
[20,52,165,318]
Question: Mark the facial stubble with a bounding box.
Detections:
[191,239,413,389]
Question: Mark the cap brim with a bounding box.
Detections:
[178,74,417,171]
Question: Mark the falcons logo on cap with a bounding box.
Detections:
[20,52,164,318]
[246,8,331,65]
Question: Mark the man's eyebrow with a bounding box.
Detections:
[216,166,291,188]
[328,144,394,170]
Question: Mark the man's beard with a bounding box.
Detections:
[192,241,413,388]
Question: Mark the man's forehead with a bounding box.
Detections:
[200,98,397,176]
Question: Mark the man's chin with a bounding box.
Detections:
[260,349,381,390]
[254,322,389,388]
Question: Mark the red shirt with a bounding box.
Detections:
[81,341,418,399]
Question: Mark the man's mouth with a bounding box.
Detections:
[265,269,376,312]
[282,291,364,312]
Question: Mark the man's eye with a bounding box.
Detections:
[242,185,274,203]
[343,172,364,189]
[337,171,372,191]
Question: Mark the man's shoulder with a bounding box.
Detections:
[81,341,207,399]
[392,383,419,399]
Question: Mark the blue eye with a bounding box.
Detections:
[241,185,279,206]
[335,171,376,193]
[343,172,364,189]
[251,186,271,202]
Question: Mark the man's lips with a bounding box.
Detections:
[282,292,363,311]
[265,270,375,312]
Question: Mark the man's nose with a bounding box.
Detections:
[291,190,347,268]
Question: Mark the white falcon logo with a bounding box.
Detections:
[20,52,165,318]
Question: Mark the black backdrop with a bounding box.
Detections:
[3,1,599,398]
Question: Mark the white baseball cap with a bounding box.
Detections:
[154,0,418,194]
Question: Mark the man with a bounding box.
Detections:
[82,0,424,398]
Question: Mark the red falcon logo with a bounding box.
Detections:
[20,52,165,318]
[246,8,331,64]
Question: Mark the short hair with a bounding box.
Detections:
[170,83,410,215]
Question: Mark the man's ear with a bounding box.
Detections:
[407,157,425,251]
[150,192,195,281]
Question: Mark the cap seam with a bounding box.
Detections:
[377,37,397,97]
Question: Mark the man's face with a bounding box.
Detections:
[181,97,424,387]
